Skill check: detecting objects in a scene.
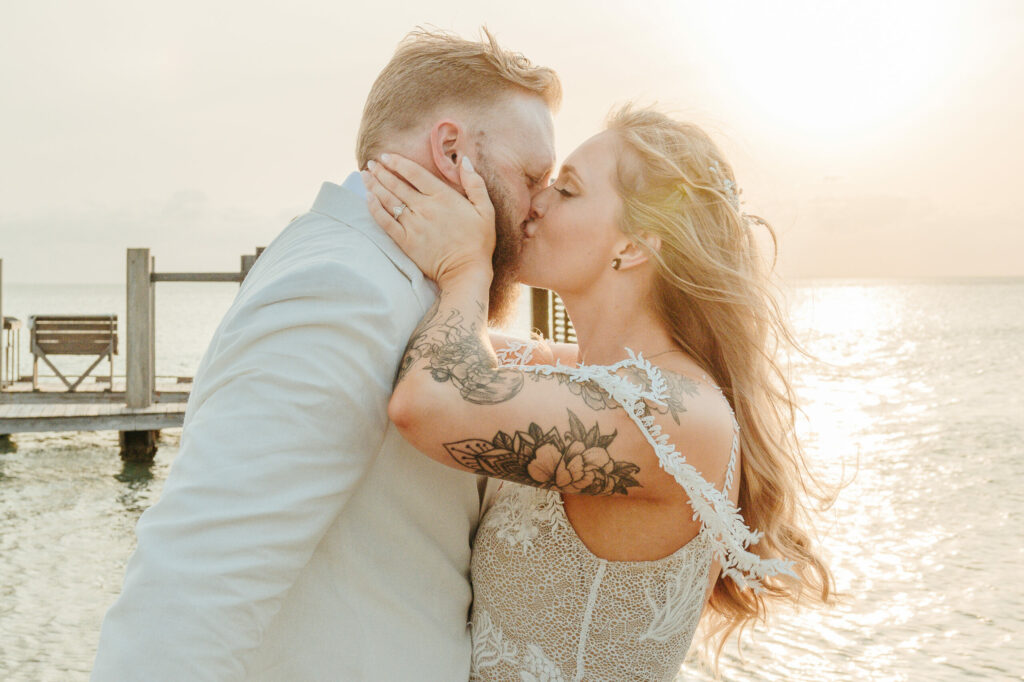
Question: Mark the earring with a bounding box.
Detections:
[612,258,622,270]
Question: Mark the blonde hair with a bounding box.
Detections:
[356,27,562,166]
[606,105,836,663]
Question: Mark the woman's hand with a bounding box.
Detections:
[363,153,495,289]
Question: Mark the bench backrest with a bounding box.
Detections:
[30,315,119,356]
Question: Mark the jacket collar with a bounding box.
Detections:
[310,175,431,291]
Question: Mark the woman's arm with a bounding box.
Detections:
[389,270,650,497]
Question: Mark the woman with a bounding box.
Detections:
[362,105,833,680]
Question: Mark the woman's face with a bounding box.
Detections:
[518,130,628,295]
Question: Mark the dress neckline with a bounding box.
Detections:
[550,489,712,568]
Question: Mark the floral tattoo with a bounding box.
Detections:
[397,297,524,404]
[444,409,641,495]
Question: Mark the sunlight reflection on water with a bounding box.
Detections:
[684,280,1024,681]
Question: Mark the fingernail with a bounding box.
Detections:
[380,153,391,163]
[462,156,474,172]
[367,160,377,171]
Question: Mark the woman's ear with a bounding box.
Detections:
[614,234,661,271]
[429,120,466,188]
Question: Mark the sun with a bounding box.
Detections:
[685,2,957,139]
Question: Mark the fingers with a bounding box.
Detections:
[377,153,447,196]
[367,159,420,208]
[361,169,408,223]
[458,156,494,219]
[365,190,407,244]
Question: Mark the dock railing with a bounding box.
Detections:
[0,258,23,390]
[125,247,263,408]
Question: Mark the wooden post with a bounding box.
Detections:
[240,254,257,281]
[120,430,158,462]
[126,248,154,408]
[530,287,551,339]
[0,257,4,389]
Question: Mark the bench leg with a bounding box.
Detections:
[37,353,74,390]
[67,352,108,392]
[32,356,38,391]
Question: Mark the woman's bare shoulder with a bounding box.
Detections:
[641,363,738,492]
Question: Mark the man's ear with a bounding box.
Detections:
[614,234,662,271]
[429,120,466,188]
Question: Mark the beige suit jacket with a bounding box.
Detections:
[92,177,482,681]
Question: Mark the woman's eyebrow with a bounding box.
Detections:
[559,164,582,184]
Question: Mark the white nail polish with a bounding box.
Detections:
[462,156,474,172]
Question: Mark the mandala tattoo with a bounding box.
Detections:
[444,409,641,495]
[396,296,524,405]
[529,365,701,424]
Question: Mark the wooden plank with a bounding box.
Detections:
[151,273,241,283]
[0,401,186,418]
[34,333,117,342]
[33,325,117,333]
[0,412,185,434]
[30,315,116,321]
[35,342,113,356]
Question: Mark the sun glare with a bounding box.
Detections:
[686,2,956,139]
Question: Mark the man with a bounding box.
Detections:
[91,28,559,681]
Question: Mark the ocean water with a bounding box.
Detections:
[0,279,1021,681]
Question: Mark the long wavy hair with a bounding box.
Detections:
[606,104,836,663]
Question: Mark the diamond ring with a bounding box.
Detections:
[392,204,407,219]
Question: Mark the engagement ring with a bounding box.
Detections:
[392,204,406,219]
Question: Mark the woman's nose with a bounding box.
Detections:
[528,190,550,221]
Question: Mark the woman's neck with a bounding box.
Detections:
[557,286,677,366]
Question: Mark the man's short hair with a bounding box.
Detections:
[356,27,562,166]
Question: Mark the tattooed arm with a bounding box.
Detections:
[388,275,647,496]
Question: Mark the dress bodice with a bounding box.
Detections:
[468,345,795,681]
[471,484,714,681]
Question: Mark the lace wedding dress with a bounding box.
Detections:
[470,345,793,681]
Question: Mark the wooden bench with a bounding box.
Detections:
[29,315,118,391]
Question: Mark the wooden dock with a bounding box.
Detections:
[0,249,262,459]
[0,247,570,460]
[0,378,189,434]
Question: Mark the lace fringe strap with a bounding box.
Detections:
[494,338,539,367]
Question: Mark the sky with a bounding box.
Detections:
[1,0,1022,283]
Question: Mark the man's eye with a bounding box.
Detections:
[555,187,573,198]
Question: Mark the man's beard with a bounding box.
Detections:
[476,163,523,328]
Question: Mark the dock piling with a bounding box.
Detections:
[119,430,158,462]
